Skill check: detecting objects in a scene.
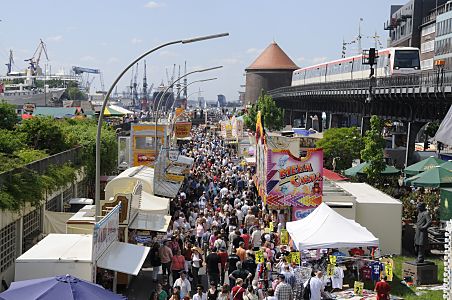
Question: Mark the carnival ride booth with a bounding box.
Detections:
[286,203,391,300]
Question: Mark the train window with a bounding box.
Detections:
[394,50,420,68]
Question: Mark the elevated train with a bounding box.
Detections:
[291,47,421,86]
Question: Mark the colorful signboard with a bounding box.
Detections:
[174,122,192,138]
[92,203,120,261]
[131,124,167,167]
[266,148,323,208]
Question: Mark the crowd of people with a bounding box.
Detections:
[146,125,391,300]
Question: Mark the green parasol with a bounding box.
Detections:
[405,166,452,188]
[404,156,444,176]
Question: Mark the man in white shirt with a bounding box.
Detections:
[173,271,191,298]
[251,228,262,251]
[303,271,325,300]
[193,285,207,300]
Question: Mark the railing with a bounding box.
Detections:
[269,70,452,97]
[0,146,82,185]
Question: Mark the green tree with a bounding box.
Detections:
[361,115,386,181]
[244,91,283,131]
[0,129,25,154]
[316,127,364,170]
[0,101,18,130]
[17,117,68,154]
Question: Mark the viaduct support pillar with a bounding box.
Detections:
[360,116,371,136]
[305,112,313,129]
[283,109,293,126]
[405,121,425,167]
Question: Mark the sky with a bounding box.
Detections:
[0,0,403,102]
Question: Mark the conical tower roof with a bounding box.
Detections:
[246,41,299,71]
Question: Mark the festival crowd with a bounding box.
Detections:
[146,125,391,300]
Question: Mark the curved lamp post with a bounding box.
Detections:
[171,77,218,111]
[95,32,228,220]
[153,66,222,155]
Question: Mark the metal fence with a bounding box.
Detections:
[0,146,82,186]
[269,70,452,97]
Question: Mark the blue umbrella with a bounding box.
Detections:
[0,274,126,300]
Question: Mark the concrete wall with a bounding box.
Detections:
[245,70,293,104]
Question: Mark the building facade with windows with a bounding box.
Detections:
[434,3,452,70]
[420,13,437,70]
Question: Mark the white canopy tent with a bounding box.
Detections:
[104,166,154,200]
[139,191,170,215]
[435,105,452,145]
[286,203,379,250]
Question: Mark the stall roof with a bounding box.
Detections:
[323,168,348,181]
[16,234,92,263]
[140,191,170,214]
[104,166,153,200]
[129,212,171,232]
[335,182,401,205]
[69,198,94,205]
[97,241,149,276]
[67,205,95,223]
[286,203,379,250]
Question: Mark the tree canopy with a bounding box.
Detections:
[0,101,18,130]
[316,127,364,171]
[361,115,386,181]
[244,91,283,131]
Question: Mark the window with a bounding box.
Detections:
[421,58,434,70]
[394,50,420,68]
[0,222,16,272]
[422,23,436,36]
[421,40,435,53]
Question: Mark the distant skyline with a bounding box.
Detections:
[0,0,402,101]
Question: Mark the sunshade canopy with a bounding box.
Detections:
[103,106,126,116]
[440,160,452,172]
[0,274,125,300]
[405,166,452,188]
[286,203,379,250]
[404,156,444,175]
[97,241,149,276]
[344,162,400,177]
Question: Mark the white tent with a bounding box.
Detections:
[140,191,170,214]
[109,104,134,115]
[435,105,452,145]
[286,203,379,250]
[104,166,154,200]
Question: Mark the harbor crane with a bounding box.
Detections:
[25,39,49,75]
[71,66,105,92]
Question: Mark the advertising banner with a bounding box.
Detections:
[92,203,120,261]
[220,120,233,139]
[174,122,192,138]
[266,148,323,209]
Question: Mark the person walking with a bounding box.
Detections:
[193,284,208,300]
[155,282,168,300]
[231,278,246,300]
[274,274,293,300]
[229,262,252,288]
[206,247,221,287]
[217,284,230,300]
[150,242,162,283]
[374,276,391,300]
[243,285,259,300]
[173,271,191,299]
[217,246,229,285]
[159,240,173,280]
[303,271,325,300]
[171,250,186,283]
[207,281,219,300]
[191,246,204,288]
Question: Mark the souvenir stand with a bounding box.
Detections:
[286,203,392,300]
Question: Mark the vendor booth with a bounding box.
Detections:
[286,203,379,250]
[66,205,95,234]
[104,166,154,201]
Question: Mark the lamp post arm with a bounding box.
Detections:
[95,39,182,221]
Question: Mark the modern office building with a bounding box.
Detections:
[385,0,447,48]
[434,2,452,70]
[244,41,298,105]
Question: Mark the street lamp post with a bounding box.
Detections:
[153,66,222,155]
[95,33,228,220]
[171,77,217,111]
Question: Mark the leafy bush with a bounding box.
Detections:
[13,149,48,164]
[0,129,25,154]
[0,101,18,130]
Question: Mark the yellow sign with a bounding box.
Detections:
[354,281,364,296]
[174,122,192,138]
[165,173,185,183]
[269,222,274,232]
[131,124,166,167]
[291,252,300,265]
[329,255,337,265]
[255,250,264,264]
[280,229,289,245]
[175,107,184,118]
[264,228,270,234]
[327,264,334,277]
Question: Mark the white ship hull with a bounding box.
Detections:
[0,88,66,106]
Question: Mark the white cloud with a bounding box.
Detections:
[47,35,63,42]
[107,57,119,64]
[144,1,163,9]
[296,56,306,63]
[311,56,328,64]
[131,37,143,44]
[80,55,95,62]
[246,48,263,55]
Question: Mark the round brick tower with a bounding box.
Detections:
[244,41,298,105]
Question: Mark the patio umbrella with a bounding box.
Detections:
[440,160,452,172]
[343,162,400,177]
[405,166,452,188]
[404,156,444,176]
[103,106,125,116]
[0,274,126,300]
